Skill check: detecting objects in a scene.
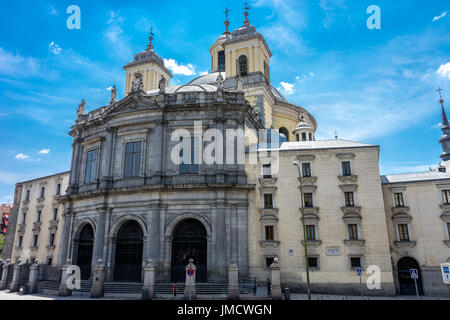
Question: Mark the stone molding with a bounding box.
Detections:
[344,239,366,247]
[296,154,316,161]
[301,240,322,247]
[338,175,358,183]
[394,240,417,248]
[339,184,358,192]
[335,153,355,159]
[391,212,412,223]
[260,240,280,248]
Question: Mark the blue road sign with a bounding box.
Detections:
[356,268,363,276]
[410,269,419,280]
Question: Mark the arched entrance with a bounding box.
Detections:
[114,220,143,282]
[76,224,94,280]
[397,257,424,295]
[171,219,207,283]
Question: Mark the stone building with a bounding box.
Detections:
[3,12,449,297]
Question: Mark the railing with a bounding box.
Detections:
[165,91,247,106]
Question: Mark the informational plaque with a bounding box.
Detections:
[326,246,341,256]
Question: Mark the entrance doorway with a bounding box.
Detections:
[397,257,424,295]
[171,219,207,283]
[76,224,94,280]
[113,220,143,282]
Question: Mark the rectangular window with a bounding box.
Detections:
[345,192,355,207]
[49,233,55,246]
[308,257,318,268]
[309,133,312,141]
[36,210,41,222]
[52,208,58,221]
[56,183,61,195]
[124,141,142,178]
[40,187,45,198]
[32,234,38,247]
[398,224,410,241]
[22,212,26,224]
[47,258,52,266]
[302,132,306,141]
[180,137,199,174]
[394,193,404,207]
[306,225,316,241]
[263,164,272,178]
[18,236,23,248]
[302,163,311,177]
[447,223,450,239]
[218,50,225,72]
[265,225,274,241]
[348,224,359,240]
[342,161,352,176]
[264,194,273,209]
[443,190,450,205]
[350,257,362,268]
[85,149,98,184]
[265,257,275,268]
[25,190,30,201]
[304,193,313,208]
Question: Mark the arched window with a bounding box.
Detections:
[279,127,289,142]
[238,55,248,76]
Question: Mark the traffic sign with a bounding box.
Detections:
[356,268,363,276]
[187,268,194,277]
[410,269,419,280]
[441,263,450,284]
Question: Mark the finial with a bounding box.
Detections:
[147,27,155,51]
[223,7,231,35]
[335,132,338,139]
[437,87,445,105]
[243,1,251,27]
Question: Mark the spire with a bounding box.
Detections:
[438,87,449,127]
[243,1,251,27]
[147,27,155,51]
[223,7,231,35]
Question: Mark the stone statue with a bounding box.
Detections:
[131,72,144,92]
[216,73,224,90]
[237,76,243,92]
[110,85,117,103]
[159,76,166,93]
[77,99,86,118]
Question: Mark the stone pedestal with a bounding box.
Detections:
[184,259,197,300]
[90,259,106,298]
[27,261,39,294]
[228,260,239,300]
[9,260,22,292]
[58,262,73,297]
[142,259,156,300]
[0,260,11,290]
[269,258,282,300]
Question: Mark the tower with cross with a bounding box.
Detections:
[243,1,251,27]
[438,88,450,165]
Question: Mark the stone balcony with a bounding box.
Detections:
[298,176,317,185]
[258,177,278,186]
[260,240,280,248]
[301,240,322,247]
[394,240,417,248]
[338,175,358,183]
[17,224,26,234]
[392,206,410,214]
[341,206,362,214]
[344,239,366,247]
[32,222,41,232]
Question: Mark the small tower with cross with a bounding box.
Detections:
[438,88,450,167]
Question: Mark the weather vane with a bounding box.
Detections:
[243,1,251,26]
[147,26,155,51]
[437,87,445,105]
[223,7,231,34]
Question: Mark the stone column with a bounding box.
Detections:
[58,261,73,297]
[0,260,11,289]
[57,210,73,266]
[237,206,249,275]
[215,195,227,280]
[90,259,105,298]
[99,128,115,189]
[184,259,197,300]
[27,261,39,294]
[147,204,160,263]
[9,260,22,292]
[269,258,282,300]
[92,209,107,268]
[228,259,239,300]
[68,138,83,194]
[142,259,156,300]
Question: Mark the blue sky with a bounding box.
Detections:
[0,0,449,203]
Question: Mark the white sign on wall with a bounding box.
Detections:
[441,263,450,284]
[326,247,341,256]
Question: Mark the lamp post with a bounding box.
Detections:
[293,161,311,300]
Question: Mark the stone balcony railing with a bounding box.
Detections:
[165,90,247,106]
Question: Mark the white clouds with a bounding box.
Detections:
[433,11,448,22]
[163,58,196,76]
[199,71,209,76]
[437,62,450,79]
[103,10,133,61]
[49,42,62,55]
[15,153,29,160]
[319,0,349,28]
[0,47,42,78]
[278,81,295,95]
[38,149,50,154]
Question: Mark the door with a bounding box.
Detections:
[114,221,143,282]
[76,224,94,280]
[397,257,424,295]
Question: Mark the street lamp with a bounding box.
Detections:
[293,161,311,300]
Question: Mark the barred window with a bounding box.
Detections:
[350,257,362,268]
[304,193,313,208]
[342,161,352,176]
[398,224,410,241]
[124,141,142,178]
[348,224,359,240]
[302,163,311,177]
[264,194,273,209]
[85,149,98,184]
[308,257,318,268]
[443,190,450,204]
[306,225,316,241]
[265,225,274,241]
[345,192,355,207]
[394,193,404,207]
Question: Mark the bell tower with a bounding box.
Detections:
[123,29,172,95]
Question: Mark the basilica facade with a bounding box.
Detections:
[4,14,450,297]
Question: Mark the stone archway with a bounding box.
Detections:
[113,220,144,282]
[75,224,94,280]
[397,257,424,295]
[171,218,207,283]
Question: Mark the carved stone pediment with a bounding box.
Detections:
[105,94,159,117]
[258,178,278,185]
[342,211,362,223]
[296,154,315,161]
[335,153,355,159]
[392,212,412,223]
[394,240,417,248]
[339,184,358,192]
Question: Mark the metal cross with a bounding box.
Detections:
[244,1,251,11]
[437,87,444,99]
[223,7,230,20]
